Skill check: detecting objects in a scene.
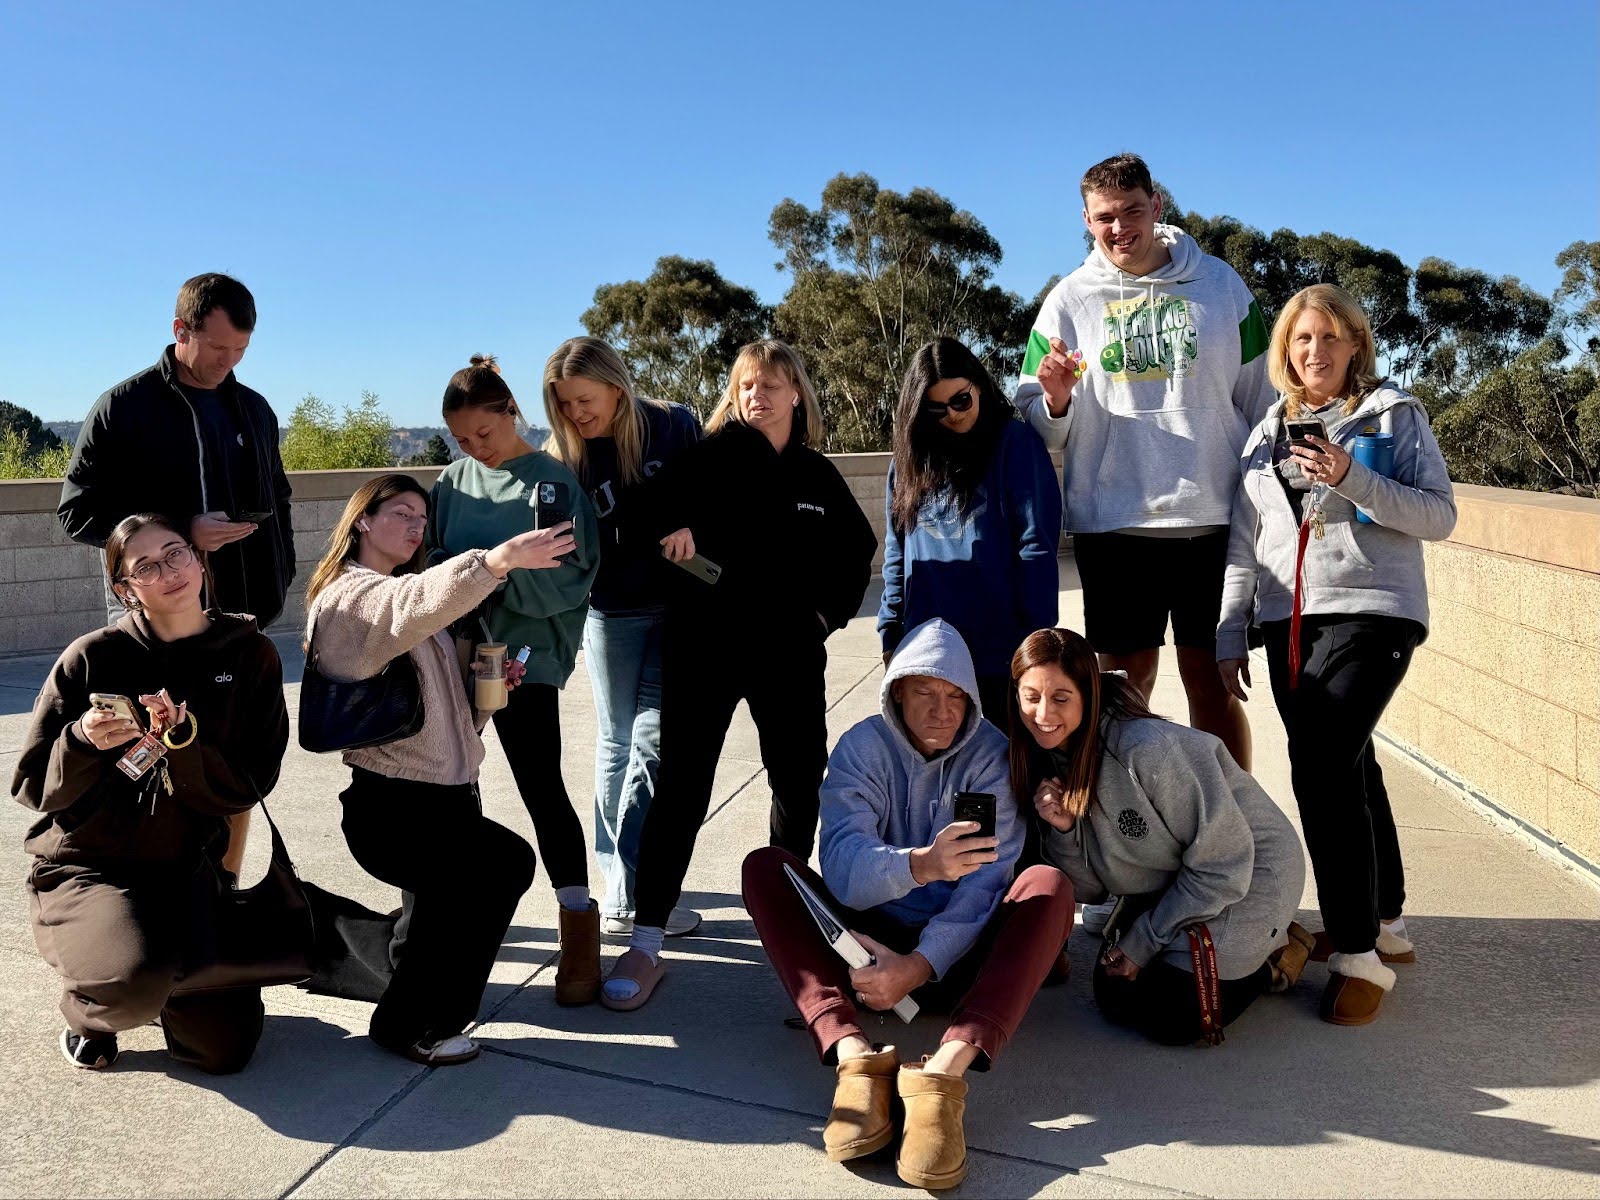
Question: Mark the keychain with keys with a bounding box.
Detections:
[1309,491,1326,541]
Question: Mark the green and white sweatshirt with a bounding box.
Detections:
[428,451,600,688]
[1014,224,1276,534]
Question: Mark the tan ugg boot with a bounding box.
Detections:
[1268,922,1317,992]
[823,1046,897,1162]
[555,901,602,1007]
[896,1059,969,1190]
[1321,951,1397,1026]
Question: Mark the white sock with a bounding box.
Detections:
[557,887,591,913]
[601,926,665,1003]
[1381,916,1407,940]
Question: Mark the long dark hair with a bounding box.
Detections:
[1005,627,1161,822]
[889,338,1011,536]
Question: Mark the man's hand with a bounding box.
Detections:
[1036,338,1086,417]
[191,511,255,552]
[1218,658,1252,703]
[909,821,998,884]
[848,933,932,1011]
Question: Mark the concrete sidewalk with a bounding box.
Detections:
[1,562,1597,1199]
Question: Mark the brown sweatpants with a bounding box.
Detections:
[742,846,1074,1069]
[29,860,264,1074]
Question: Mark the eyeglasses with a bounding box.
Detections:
[121,545,196,587]
[922,387,976,419]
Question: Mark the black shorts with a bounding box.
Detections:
[1072,530,1228,656]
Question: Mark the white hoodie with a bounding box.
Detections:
[1014,224,1276,533]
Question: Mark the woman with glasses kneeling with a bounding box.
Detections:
[14,514,288,1073]
[304,473,573,1065]
[1010,627,1313,1046]
[881,337,1061,726]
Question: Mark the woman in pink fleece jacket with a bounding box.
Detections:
[304,472,574,1066]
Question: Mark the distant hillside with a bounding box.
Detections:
[40,422,551,464]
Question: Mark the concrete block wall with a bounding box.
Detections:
[1379,484,1600,866]
[0,482,107,656]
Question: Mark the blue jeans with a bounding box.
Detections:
[584,608,665,919]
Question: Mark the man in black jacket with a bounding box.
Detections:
[58,274,295,628]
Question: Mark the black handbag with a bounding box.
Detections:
[298,610,425,753]
[172,802,315,995]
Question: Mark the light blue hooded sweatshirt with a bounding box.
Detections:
[818,619,1022,979]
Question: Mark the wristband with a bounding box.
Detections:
[161,710,198,750]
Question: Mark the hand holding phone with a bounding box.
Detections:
[952,792,997,840]
[234,510,274,524]
[665,549,722,586]
[1286,417,1328,450]
[83,693,145,752]
[530,482,578,564]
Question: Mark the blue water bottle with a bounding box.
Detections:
[1350,429,1394,525]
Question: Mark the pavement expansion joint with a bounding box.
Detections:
[277,1062,431,1200]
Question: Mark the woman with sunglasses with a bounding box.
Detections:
[15,513,289,1074]
[881,338,1062,726]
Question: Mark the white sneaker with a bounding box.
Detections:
[399,1033,479,1066]
[601,907,702,940]
[1080,900,1118,937]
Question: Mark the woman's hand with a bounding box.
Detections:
[137,690,186,735]
[1034,776,1075,832]
[1100,943,1140,980]
[1037,337,1086,416]
[659,528,695,563]
[486,522,576,576]
[78,706,144,752]
[1218,658,1252,703]
[505,658,526,692]
[909,821,997,884]
[848,934,932,1011]
[1291,434,1351,486]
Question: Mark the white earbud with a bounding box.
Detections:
[357,519,372,532]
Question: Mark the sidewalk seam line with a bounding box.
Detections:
[473,1043,1207,1198]
[277,1065,432,1200]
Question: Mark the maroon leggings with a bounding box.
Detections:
[741,846,1074,1069]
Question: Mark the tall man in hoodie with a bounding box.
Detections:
[1014,154,1274,770]
[742,620,1074,1191]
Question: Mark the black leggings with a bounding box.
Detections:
[1263,614,1420,955]
[340,768,535,1048]
[1094,957,1272,1046]
[491,681,589,891]
[633,620,828,930]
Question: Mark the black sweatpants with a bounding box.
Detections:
[491,681,589,891]
[1093,956,1272,1046]
[633,619,828,930]
[1263,614,1421,956]
[28,859,264,1074]
[340,768,535,1049]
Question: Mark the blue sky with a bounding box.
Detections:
[2,0,1595,426]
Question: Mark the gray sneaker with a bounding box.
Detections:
[601,907,702,939]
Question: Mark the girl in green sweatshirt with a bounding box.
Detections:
[429,354,603,1007]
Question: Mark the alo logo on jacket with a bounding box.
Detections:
[1116,808,1148,840]
[215,672,234,684]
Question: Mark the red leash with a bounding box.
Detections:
[1186,924,1224,1046]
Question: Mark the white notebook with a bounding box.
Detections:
[784,863,919,1023]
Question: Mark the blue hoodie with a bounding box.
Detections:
[818,619,1023,978]
[879,419,1062,680]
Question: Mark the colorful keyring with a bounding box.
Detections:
[161,711,198,750]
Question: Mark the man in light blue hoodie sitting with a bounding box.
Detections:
[742,619,1074,1192]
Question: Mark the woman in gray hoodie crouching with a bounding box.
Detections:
[1217,284,1457,1027]
[1013,627,1312,1046]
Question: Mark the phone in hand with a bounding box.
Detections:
[89,693,142,727]
[665,550,723,586]
[952,792,996,840]
[235,510,274,524]
[530,481,577,563]
[1286,417,1328,450]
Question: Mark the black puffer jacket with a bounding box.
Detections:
[12,611,289,869]
[57,347,296,627]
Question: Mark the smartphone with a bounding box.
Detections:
[89,693,141,726]
[952,792,996,840]
[665,551,722,586]
[529,481,577,563]
[1285,417,1328,450]
[235,510,274,523]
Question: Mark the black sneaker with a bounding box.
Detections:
[59,1028,118,1070]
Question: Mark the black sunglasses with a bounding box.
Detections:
[921,387,976,418]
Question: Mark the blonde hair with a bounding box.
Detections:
[304,474,429,621]
[1269,284,1385,420]
[706,339,825,447]
[542,337,668,487]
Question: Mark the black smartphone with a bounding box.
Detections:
[1285,417,1328,450]
[530,481,577,563]
[952,792,996,840]
[664,550,723,586]
[235,510,273,524]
